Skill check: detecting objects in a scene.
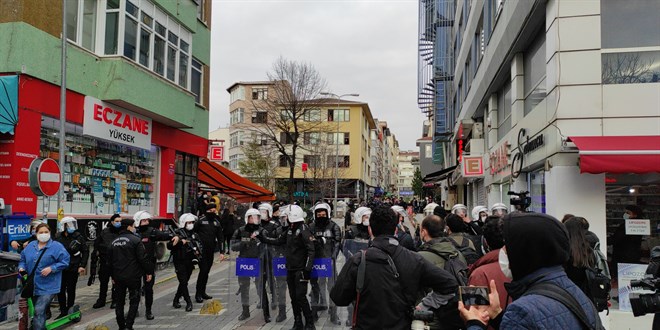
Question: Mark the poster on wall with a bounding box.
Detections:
[617,263,653,312]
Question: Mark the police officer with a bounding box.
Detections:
[90,214,122,309]
[258,203,278,310]
[262,205,289,323]
[308,203,341,324]
[134,211,178,320]
[194,203,224,303]
[232,208,270,322]
[345,207,371,240]
[257,205,315,330]
[55,216,89,319]
[391,205,416,251]
[107,218,153,330]
[168,213,203,312]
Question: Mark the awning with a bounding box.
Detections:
[0,75,18,135]
[569,136,660,174]
[197,158,276,203]
[423,165,457,183]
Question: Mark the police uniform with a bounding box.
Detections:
[309,215,341,323]
[168,213,203,312]
[91,220,121,308]
[54,220,89,319]
[194,206,224,302]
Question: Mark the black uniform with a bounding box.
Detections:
[55,230,89,317]
[344,224,370,240]
[231,223,270,321]
[91,224,120,307]
[168,227,203,311]
[107,230,153,330]
[309,218,342,322]
[194,211,224,300]
[258,221,315,329]
[396,224,416,251]
[137,225,173,315]
[262,220,289,322]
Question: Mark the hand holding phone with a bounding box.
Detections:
[459,286,490,306]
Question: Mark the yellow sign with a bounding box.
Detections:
[57,208,64,221]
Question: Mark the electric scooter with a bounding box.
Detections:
[19,270,82,329]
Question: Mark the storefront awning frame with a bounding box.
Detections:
[568,136,660,174]
[197,158,276,203]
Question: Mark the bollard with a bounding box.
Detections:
[18,298,28,330]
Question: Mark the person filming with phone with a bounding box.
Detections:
[458,213,603,329]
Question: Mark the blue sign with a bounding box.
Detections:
[311,258,333,278]
[235,257,260,277]
[7,219,31,252]
[92,177,104,194]
[273,257,287,277]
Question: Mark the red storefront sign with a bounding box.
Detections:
[462,156,484,177]
[209,146,224,161]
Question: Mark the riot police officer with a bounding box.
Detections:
[308,203,341,324]
[258,203,278,311]
[134,211,178,320]
[90,214,122,309]
[257,205,316,330]
[345,206,371,240]
[168,213,203,312]
[55,216,89,320]
[391,205,416,251]
[195,203,224,303]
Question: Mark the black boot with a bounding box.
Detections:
[264,309,271,323]
[92,299,105,309]
[195,293,204,303]
[304,313,316,330]
[276,305,287,322]
[238,305,250,321]
[56,308,67,320]
[311,306,319,322]
[290,314,303,330]
[145,308,154,320]
[172,294,181,309]
[184,296,193,312]
[201,293,212,300]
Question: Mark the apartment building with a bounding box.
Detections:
[398,151,420,198]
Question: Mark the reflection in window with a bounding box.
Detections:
[139,28,151,67]
[167,46,177,81]
[124,17,138,60]
[81,0,96,51]
[153,36,165,75]
[65,0,79,42]
[602,51,660,84]
[104,12,119,55]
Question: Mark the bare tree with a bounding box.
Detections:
[602,52,655,84]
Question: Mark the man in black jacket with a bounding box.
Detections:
[107,218,153,330]
[133,211,177,320]
[330,205,458,329]
[194,203,224,303]
[257,204,316,330]
[55,216,89,319]
[90,214,122,309]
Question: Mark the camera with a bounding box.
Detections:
[411,309,434,330]
[629,277,660,317]
[507,191,531,211]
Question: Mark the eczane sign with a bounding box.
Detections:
[83,96,152,150]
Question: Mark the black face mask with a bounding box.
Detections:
[315,217,329,225]
[245,223,260,232]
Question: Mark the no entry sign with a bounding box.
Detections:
[29,158,61,197]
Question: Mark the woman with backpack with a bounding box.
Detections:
[563,217,596,297]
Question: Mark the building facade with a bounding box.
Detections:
[418,0,659,325]
[371,120,400,196]
[397,151,420,198]
[0,0,212,219]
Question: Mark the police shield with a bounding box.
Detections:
[229,238,266,322]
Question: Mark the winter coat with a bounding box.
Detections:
[418,237,467,269]
[195,212,224,251]
[106,230,153,285]
[19,239,70,296]
[55,230,89,272]
[467,249,511,310]
[257,222,315,272]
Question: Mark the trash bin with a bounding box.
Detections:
[0,251,20,323]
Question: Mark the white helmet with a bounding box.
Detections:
[424,202,439,216]
[133,211,152,227]
[354,207,372,226]
[178,213,197,229]
[451,204,468,217]
[471,206,489,220]
[258,203,273,219]
[491,203,508,216]
[313,203,332,220]
[60,216,78,232]
[286,205,306,223]
[391,205,408,221]
[245,208,261,224]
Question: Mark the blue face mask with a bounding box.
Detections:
[66,228,75,234]
[113,222,121,228]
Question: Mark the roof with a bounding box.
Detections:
[226,81,276,92]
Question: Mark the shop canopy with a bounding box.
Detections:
[423,165,458,183]
[569,136,660,174]
[197,158,276,203]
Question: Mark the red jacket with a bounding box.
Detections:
[468,248,512,311]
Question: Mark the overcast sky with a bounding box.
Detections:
[209,0,426,151]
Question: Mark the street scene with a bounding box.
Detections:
[0,0,659,330]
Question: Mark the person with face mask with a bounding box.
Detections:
[19,223,70,330]
[452,204,483,236]
[308,203,342,324]
[471,206,489,227]
[168,213,203,312]
[262,204,289,323]
[231,208,271,322]
[490,203,508,218]
[458,213,602,330]
[107,218,153,330]
[391,205,416,251]
[10,220,41,253]
[194,203,224,303]
[258,203,282,312]
[345,207,371,240]
[133,211,177,320]
[90,214,122,309]
[54,216,89,320]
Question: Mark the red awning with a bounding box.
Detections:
[197,158,275,203]
[569,136,660,174]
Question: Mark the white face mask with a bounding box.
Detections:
[362,215,370,226]
[185,223,194,231]
[37,233,50,243]
[480,215,488,222]
[499,248,513,279]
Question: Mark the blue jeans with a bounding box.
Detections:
[33,294,54,330]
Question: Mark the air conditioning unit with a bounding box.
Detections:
[472,123,484,139]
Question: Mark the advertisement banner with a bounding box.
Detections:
[235,257,260,277]
[617,263,652,312]
[83,96,152,150]
[311,258,333,278]
[273,257,287,277]
[6,218,31,252]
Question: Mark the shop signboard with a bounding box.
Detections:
[6,217,31,252]
[462,156,484,178]
[209,146,224,161]
[617,263,652,312]
[83,96,152,150]
[625,219,651,235]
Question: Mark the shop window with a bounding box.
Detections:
[601,0,660,49]
[39,117,156,216]
[175,152,199,216]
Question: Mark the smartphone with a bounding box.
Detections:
[459,286,490,306]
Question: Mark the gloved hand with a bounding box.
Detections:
[87,274,96,286]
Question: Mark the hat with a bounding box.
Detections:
[206,203,217,211]
[121,219,135,227]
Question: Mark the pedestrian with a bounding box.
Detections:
[330,205,458,329]
[10,219,41,253]
[391,205,416,250]
[134,211,177,320]
[19,223,70,330]
[563,217,596,297]
[107,218,153,330]
[445,214,480,265]
[90,214,122,309]
[219,206,235,254]
[168,213,203,312]
[471,206,489,229]
[54,216,88,319]
[452,204,482,236]
[194,203,224,303]
[458,212,602,329]
[308,203,342,324]
[257,205,316,330]
[258,203,278,316]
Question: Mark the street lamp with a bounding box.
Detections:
[320,92,359,219]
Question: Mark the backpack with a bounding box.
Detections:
[585,243,611,313]
[423,247,469,287]
[447,236,480,266]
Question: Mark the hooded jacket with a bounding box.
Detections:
[467,248,511,311]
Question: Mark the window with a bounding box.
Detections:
[303,109,321,121]
[497,82,512,141]
[230,132,240,148]
[191,59,203,104]
[303,155,320,168]
[602,51,660,84]
[328,132,349,145]
[230,86,245,103]
[303,132,321,145]
[280,109,294,121]
[230,108,244,125]
[196,0,205,22]
[279,155,289,167]
[327,156,350,168]
[252,87,268,100]
[524,30,547,116]
[328,109,350,122]
[124,14,138,60]
[229,154,240,170]
[279,132,293,144]
[252,111,267,124]
[601,0,660,49]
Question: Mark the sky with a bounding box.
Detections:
[208,0,426,151]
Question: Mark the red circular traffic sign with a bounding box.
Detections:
[29,158,61,197]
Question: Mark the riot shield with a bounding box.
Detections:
[333,238,370,327]
[228,238,267,323]
[269,244,289,318]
